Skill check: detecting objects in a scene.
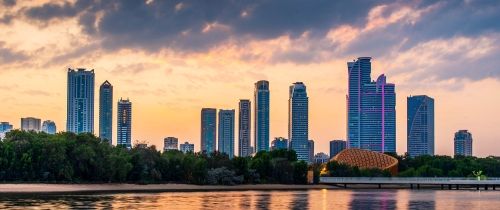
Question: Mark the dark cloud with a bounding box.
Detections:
[1,0,15,7]
[22,0,387,52]
[0,43,28,64]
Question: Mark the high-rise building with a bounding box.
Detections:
[454,130,473,156]
[201,108,217,153]
[218,109,235,158]
[180,141,195,153]
[117,98,132,149]
[289,82,309,161]
[99,80,113,144]
[238,99,251,157]
[254,80,270,152]
[0,122,13,139]
[21,117,41,131]
[42,120,57,134]
[271,137,289,150]
[329,140,346,159]
[67,68,95,134]
[347,57,396,153]
[164,137,179,151]
[314,152,330,164]
[407,95,435,157]
[308,140,314,163]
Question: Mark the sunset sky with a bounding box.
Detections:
[0,0,499,156]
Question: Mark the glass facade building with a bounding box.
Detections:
[180,142,195,153]
[454,130,473,156]
[218,109,235,158]
[254,80,270,152]
[407,95,434,157]
[238,99,251,157]
[288,82,309,161]
[42,120,57,134]
[117,98,132,149]
[347,57,396,153]
[99,80,113,144]
[201,108,217,153]
[67,68,94,134]
[271,137,288,150]
[329,140,346,159]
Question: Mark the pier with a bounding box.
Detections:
[320,177,500,190]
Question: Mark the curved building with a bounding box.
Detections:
[332,148,398,175]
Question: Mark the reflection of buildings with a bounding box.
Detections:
[332,148,398,175]
[349,191,398,210]
[289,191,309,209]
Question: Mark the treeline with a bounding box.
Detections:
[394,153,500,177]
[323,152,500,177]
[0,130,308,184]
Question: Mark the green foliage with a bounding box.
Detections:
[0,130,308,184]
[397,155,500,177]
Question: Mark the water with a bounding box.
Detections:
[1,189,499,209]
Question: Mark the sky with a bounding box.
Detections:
[0,0,499,157]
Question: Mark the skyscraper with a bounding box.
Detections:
[454,130,473,156]
[67,68,95,134]
[164,137,179,151]
[289,82,309,161]
[347,57,396,153]
[238,99,251,157]
[308,140,314,163]
[407,95,435,157]
[117,98,132,149]
[254,80,270,152]
[271,137,288,150]
[21,117,41,131]
[218,109,235,158]
[99,80,113,143]
[180,141,195,153]
[201,108,217,153]
[42,120,57,134]
[329,140,346,159]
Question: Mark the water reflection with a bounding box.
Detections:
[0,189,499,209]
[349,190,398,210]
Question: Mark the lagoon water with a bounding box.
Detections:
[1,189,500,209]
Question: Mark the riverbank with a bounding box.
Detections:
[0,184,339,194]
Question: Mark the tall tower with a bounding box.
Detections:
[454,130,473,156]
[117,98,132,149]
[201,108,217,153]
[254,80,270,152]
[218,109,235,158]
[347,58,396,153]
[99,80,113,144]
[289,82,309,161]
[67,68,95,134]
[407,95,435,157]
[347,57,372,149]
[238,99,251,157]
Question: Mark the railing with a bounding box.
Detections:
[320,177,500,184]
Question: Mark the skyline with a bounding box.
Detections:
[1,0,500,156]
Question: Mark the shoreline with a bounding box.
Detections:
[0,184,340,195]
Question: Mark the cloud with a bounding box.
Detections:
[1,0,15,7]
[0,42,28,64]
